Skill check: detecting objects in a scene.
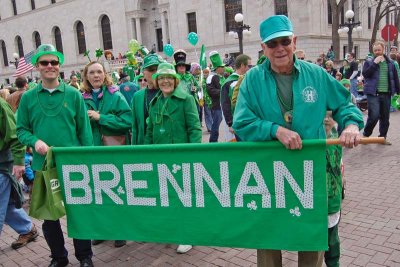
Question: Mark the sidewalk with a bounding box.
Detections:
[1,112,400,267]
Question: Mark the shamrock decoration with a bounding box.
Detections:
[83,50,91,62]
[95,49,104,61]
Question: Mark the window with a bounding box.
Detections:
[16,36,24,57]
[31,0,35,10]
[11,0,17,15]
[76,21,87,54]
[368,7,372,29]
[34,31,41,48]
[187,12,197,33]
[275,0,288,16]
[54,27,63,53]
[51,0,56,3]
[101,15,113,50]
[224,0,242,32]
[327,0,332,25]
[1,40,8,67]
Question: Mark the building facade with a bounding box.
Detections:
[0,0,385,84]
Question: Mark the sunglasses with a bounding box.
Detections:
[265,38,292,49]
[298,57,305,60]
[38,60,60,67]
[138,79,147,82]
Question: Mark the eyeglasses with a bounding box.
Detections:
[38,60,60,67]
[138,79,147,82]
[146,66,158,72]
[265,38,292,49]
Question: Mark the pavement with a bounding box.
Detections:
[1,111,400,267]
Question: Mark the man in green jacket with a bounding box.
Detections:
[0,97,38,250]
[16,44,94,267]
[232,15,364,267]
[131,54,164,145]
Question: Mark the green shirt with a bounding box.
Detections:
[377,61,389,93]
[0,98,25,167]
[16,82,93,170]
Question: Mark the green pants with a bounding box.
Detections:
[324,224,340,267]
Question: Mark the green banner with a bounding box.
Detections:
[53,141,328,251]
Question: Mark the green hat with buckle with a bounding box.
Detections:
[142,54,164,69]
[152,62,180,81]
[31,44,64,65]
[209,51,225,71]
[260,15,293,43]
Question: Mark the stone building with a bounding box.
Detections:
[0,0,384,84]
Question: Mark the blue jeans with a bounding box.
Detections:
[204,105,213,131]
[209,108,222,142]
[0,172,32,235]
[42,219,93,261]
[350,78,359,98]
[363,94,391,138]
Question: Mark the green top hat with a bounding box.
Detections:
[31,44,64,65]
[209,51,225,71]
[260,15,293,43]
[142,54,164,69]
[152,62,180,81]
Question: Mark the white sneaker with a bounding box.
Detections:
[176,244,192,253]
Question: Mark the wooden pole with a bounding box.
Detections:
[326,137,385,145]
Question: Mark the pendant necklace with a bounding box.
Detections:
[276,87,293,124]
[156,96,169,134]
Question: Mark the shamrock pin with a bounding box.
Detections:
[117,186,125,195]
[290,206,301,217]
[172,164,182,174]
[247,200,257,211]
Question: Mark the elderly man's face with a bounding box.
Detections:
[261,35,296,74]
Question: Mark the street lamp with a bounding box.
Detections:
[338,10,362,54]
[228,13,251,54]
[9,52,19,68]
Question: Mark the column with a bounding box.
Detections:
[161,11,168,45]
[135,18,142,44]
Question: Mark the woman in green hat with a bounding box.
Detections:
[145,62,201,254]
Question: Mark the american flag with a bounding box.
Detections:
[13,51,34,77]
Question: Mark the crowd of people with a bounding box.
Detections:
[0,13,398,267]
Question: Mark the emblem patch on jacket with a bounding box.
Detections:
[302,86,318,103]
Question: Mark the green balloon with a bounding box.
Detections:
[188,32,198,46]
[128,39,140,54]
[164,44,174,57]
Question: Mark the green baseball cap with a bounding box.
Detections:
[260,15,293,43]
[142,54,164,69]
[152,62,179,81]
[31,44,64,65]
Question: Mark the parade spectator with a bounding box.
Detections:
[325,60,337,77]
[206,51,225,142]
[327,47,335,61]
[223,53,234,66]
[340,79,357,105]
[135,74,148,90]
[118,72,139,105]
[316,57,324,67]
[390,45,398,53]
[221,54,251,141]
[345,53,359,98]
[0,88,10,100]
[362,41,399,145]
[69,74,81,91]
[131,54,164,145]
[232,15,364,267]
[202,68,213,132]
[335,72,342,81]
[294,49,305,60]
[190,63,204,126]
[81,61,131,248]
[16,44,94,267]
[144,62,201,254]
[0,97,38,250]
[6,76,28,113]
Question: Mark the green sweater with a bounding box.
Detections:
[0,98,25,168]
[16,82,93,170]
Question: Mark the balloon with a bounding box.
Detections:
[128,39,140,54]
[187,32,198,46]
[163,44,174,57]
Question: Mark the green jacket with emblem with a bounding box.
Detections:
[233,58,364,141]
[83,85,132,146]
[144,88,202,144]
